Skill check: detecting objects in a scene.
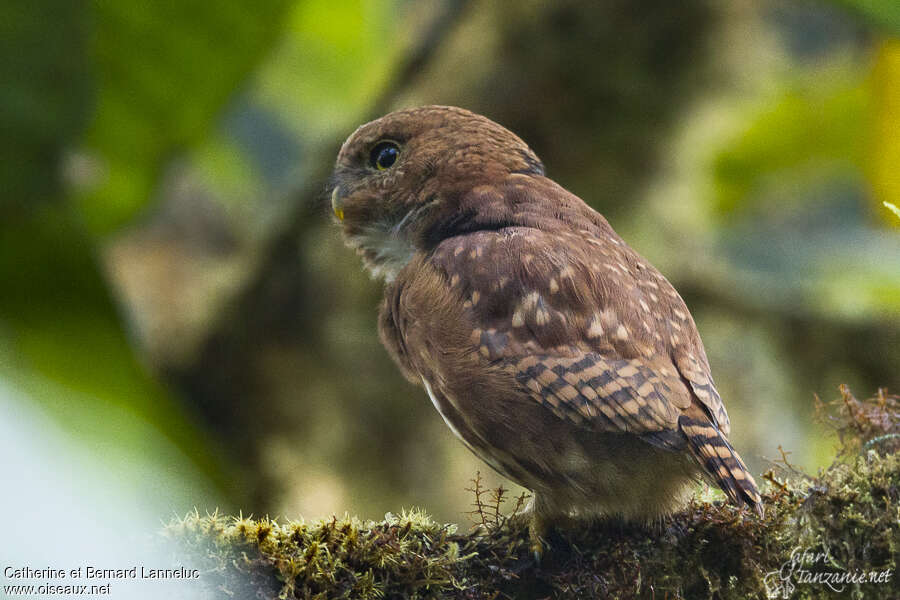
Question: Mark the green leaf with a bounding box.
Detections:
[833,0,900,35]
[79,0,291,234]
[712,78,868,218]
[0,0,90,215]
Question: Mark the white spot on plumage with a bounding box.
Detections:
[587,315,604,338]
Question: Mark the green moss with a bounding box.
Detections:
[167,388,898,599]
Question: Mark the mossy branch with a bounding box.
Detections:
[167,388,898,599]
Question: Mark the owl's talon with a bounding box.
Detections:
[530,535,549,565]
[528,511,551,565]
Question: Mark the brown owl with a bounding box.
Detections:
[329,105,762,553]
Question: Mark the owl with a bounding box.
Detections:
[329,105,762,553]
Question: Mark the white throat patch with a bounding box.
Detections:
[348,221,416,282]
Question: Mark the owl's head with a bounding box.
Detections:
[329,105,543,281]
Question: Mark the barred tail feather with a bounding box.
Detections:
[679,415,764,517]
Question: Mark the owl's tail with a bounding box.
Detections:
[679,414,764,517]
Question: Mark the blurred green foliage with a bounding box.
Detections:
[1,0,411,517]
[712,79,868,218]
[870,41,900,221]
[708,41,900,324]
[836,0,900,34]
[0,0,89,215]
[713,41,900,227]
[81,0,290,234]
[0,0,297,510]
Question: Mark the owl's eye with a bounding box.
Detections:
[370,141,400,170]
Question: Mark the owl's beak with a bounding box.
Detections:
[331,186,345,221]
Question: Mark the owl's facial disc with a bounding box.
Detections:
[330,128,438,281]
[329,160,425,282]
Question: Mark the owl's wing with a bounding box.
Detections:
[428,217,724,435]
[507,347,761,508]
[509,351,687,450]
[424,176,734,438]
[429,222,709,448]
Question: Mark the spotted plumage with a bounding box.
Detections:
[330,106,763,550]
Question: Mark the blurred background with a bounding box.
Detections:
[1,0,898,534]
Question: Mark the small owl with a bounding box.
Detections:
[329,106,762,552]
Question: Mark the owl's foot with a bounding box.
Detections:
[507,493,579,563]
[528,512,581,564]
[528,513,550,564]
